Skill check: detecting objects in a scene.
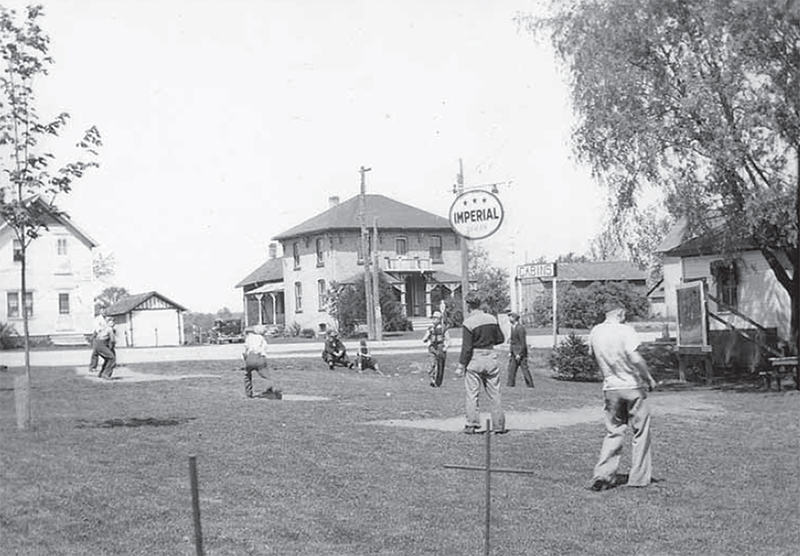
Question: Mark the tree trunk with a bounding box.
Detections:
[20,234,32,430]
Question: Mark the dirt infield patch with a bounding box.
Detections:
[74,366,219,383]
[368,392,726,432]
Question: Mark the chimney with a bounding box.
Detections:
[268,242,277,259]
[328,196,340,209]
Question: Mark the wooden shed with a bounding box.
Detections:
[105,291,187,347]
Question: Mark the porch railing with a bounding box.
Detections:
[384,256,432,271]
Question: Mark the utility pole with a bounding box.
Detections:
[372,217,383,341]
[359,166,375,339]
[457,159,470,318]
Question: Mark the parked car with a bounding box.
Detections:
[209,319,244,344]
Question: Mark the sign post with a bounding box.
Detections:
[516,263,557,343]
[449,187,505,315]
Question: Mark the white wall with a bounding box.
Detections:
[0,224,95,337]
[662,250,792,341]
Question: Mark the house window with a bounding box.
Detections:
[57,237,68,256]
[7,292,19,318]
[294,282,303,312]
[59,293,70,314]
[429,235,443,263]
[318,279,326,311]
[293,242,301,270]
[395,237,408,256]
[7,291,33,318]
[12,239,22,262]
[711,260,738,310]
[316,237,325,267]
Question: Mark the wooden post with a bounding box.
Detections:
[14,374,29,431]
[457,159,469,318]
[188,455,204,556]
[372,218,383,341]
[552,278,558,348]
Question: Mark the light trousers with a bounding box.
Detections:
[592,388,652,487]
[464,349,505,431]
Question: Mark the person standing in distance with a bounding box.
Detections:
[455,291,507,434]
[506,312,534,388]
[422,310,450,387]
[588,300,657,490]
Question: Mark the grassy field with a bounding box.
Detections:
[1,351,798,556]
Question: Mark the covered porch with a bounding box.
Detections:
[243,283,286,329]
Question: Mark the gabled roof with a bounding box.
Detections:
[657,218,759,257]
[541,261,647,282]
[0,195,98,249]
[273,194,452,241]
[235,257,284,288]
[105,291,187,316]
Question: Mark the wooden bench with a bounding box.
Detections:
[761,356,799,391]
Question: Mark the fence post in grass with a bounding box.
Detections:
[188,455,204,556]
[14,374,30,431]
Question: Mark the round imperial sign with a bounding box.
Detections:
[449,189,504,240]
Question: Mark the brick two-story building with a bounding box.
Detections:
[237,194,467,333]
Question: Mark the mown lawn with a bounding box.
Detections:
[1,352,798,556]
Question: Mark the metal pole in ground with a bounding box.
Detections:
[484,418,491,556]
[188,455,204,556]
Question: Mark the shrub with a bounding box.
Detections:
[549,332,601,381]
[531,281,649,329]
[300,328,316,339]
[328,273,411,336]
[0,322,20,350]
[287,322,302,337]
[442,297,464,329]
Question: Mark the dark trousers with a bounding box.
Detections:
[90,337,116,378]
[428,346,446,386]
[507,355,534,387]
[322,352,351,369]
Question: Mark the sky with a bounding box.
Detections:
[5,0,610,313]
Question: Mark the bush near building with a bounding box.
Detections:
[531,281,649,329]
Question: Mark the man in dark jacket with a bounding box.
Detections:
[506,312,534,388]
[455,291,507,434]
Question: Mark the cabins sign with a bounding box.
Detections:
[449,190,504,240]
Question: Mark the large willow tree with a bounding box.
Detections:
[523,0,799,347]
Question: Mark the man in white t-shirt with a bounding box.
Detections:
[588,301,657,490]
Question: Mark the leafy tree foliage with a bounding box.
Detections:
[92,250,115,281]
[328,273,411,336]
[524,0,799,344]
[94,286,129,315]
[468,244,511,314]
[591,205,674,286]
[1,5,101,428]
[531,281,649,329]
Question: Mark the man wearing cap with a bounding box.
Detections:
[506,312,534,388]
[321,330,353,370]
[588,300,657,490]
[455,291,507,434]
[422,310,450,387]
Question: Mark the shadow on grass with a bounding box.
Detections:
[76,417,197,428]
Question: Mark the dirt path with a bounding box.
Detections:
[369,391,726,432]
